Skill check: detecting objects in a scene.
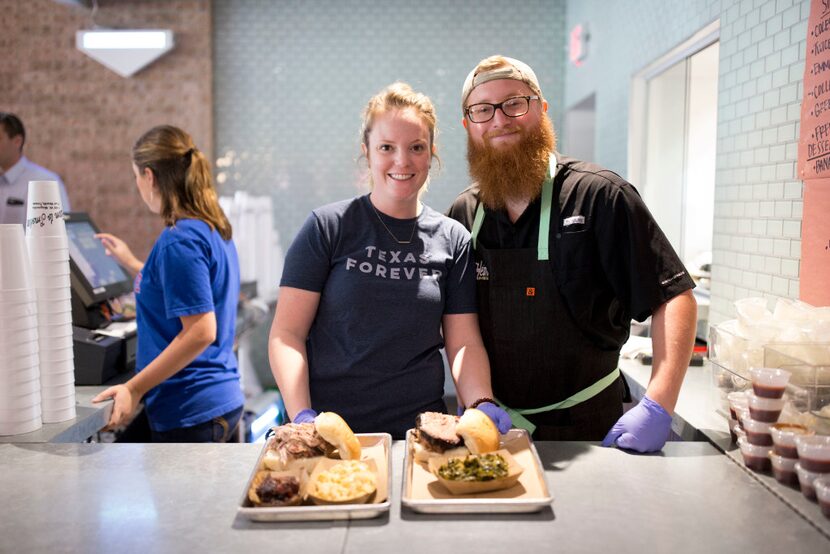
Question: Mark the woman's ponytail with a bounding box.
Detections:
[132,125,232,240]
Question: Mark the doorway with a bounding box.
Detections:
[629,22,719,275]
[564,93,596,162]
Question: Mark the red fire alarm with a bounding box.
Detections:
[569,23,589,67]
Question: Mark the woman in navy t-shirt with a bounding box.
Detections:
[92,125,243,442]
[270,83,511,438]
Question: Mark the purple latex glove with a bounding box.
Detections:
[601,395,672,453]
[474,402,512,435]
[292,408,318,424]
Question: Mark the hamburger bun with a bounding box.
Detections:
[314,412,361,460]
[456,408,500,454]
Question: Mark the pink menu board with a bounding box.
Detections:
[800,181,830,306]
[799,0,830,306]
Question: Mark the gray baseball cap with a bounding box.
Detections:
[461,56,542,111]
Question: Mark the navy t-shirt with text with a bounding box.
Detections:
[280,195,477,438]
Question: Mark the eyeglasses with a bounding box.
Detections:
[465,95,540,123]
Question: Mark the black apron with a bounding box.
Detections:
[471,155,624,441]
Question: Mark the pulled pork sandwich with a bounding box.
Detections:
[263,412,361,471]
[263,422,334,471]
[413,409,500,463]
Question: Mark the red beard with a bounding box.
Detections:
[466,113,556,210]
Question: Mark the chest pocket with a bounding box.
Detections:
[555,226,598,280]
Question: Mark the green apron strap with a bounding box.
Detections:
[537,173,552,261]
[536,154,557,261]
[502,407,538,435]
[471,203,485,251]
[496,367,622,434]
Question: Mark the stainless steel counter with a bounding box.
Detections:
[2,357,827,550]
[0,386,112,444]
[621,358,830,539]
[0,441,826,553]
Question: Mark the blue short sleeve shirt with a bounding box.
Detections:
[135,219,243,432]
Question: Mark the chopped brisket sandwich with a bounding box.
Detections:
[413,409,500,463]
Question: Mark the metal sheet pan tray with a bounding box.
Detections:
[238,433,392,522]
[402,428,553,514]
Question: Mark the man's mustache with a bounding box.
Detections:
[483,127,521,142]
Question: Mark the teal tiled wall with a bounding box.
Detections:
[213,0,566,252]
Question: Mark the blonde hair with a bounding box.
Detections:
[360,82,441,174]
[132,125,232,240]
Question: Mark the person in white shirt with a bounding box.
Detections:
[0,112,71,224]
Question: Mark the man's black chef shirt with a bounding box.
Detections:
[446,155,695,351]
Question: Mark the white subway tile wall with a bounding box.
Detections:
[564,0,810,324]
[712,0,808,322]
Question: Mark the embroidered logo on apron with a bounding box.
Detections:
[476,260,490,281]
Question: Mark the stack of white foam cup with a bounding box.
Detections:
[24,180,76,423]
[0,224,42,435]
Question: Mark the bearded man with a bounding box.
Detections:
[447,56,697,452]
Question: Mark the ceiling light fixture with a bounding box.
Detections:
[76,29,175,78]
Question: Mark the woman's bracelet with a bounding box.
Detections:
[468,397,496,410]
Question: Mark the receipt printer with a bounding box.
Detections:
[72,326,137,385]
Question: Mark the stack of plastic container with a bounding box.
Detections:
[711,297,830,520]
[768,420,811,487]
[0,224,42,435]
[736,368,791,473]
[709,297,830,431]
[24,180,76,423]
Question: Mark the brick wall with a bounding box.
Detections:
[563,0,810,324]
[0,0,212,260]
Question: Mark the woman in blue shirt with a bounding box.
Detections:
[93,125,243,442]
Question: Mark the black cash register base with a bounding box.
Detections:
[65,212,137,385]
[73,327,136,385]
